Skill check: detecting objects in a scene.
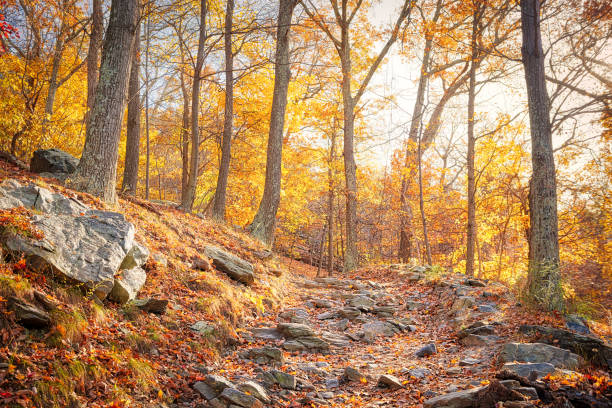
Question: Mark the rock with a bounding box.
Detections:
[0,150,27,170]
[283,336,330,352]
[501,362,556,379]
[565,315,590,334]
[277,322,315,338]
[279,308,309,324]
[343,367,365,382]
[8,297,51,329]
[237,381,270,404]
[317,310,338,320]
[477,304,497,313]
[32,290,58,311]
[519,325,612,370]
[348,295,375,311]
[451,296,475,314]
[459,357,480,366]
[415,343,437,357]
[108,266,146,304]
[423,387,483,408]
[321,331,350,347]
[321,391,334,399]
[461,334,499,347]
[262,370,296,390]
[377,374,403,390]
[240,347,284,364]
[219,388,263,408]
[193,381,218,400]
[249,327,282,340]
[132,298,168,314]
[465,278,486,287]
[338,307,361,320]
[406,301,422,311]
[325,377,339,389]
[457,324,496,338]
[204,375,235,392]
[192,257,212,271]
[204,246,255,285]
[119,241,149,270]
[446,367,462,375]
[500,342,582,370]
[311,298,333,308]
[406,367,430,378]
[253,250,273,260]
[30,148,78,176]
[150,252,168,267]
[207,397,226,408]
[0,180,145,299]
[372,305,395,317]
[191,321,215,336]
[514,387,538,400]
[332,319,349,331]
[362,321,398,343]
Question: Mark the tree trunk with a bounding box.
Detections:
[70,0,139,203]
[418,127,432,265]
[466,2,480,277]
[211,0,235,221]
[44,33,64,120]
[327,131,336,276]
[144,8,151,199]
[248,0,298,243]
[181,0,207,212]
[86,0,103,133]
[122,19,141,194]
[520,0,563,311]
[180,66,190,200]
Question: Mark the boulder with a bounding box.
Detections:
[0,180,147,300]
[240,347,284,364]
[219,387,263,408]
[501,362,556,379]
[30,148,78,176]
[343,367,365,382]
[424,387,483,408]
[406,367,430,378]
[204,375,235,392]
[191,321,215,336]
[451,296,475,314]
[362,320,398,343]
[261,370,296,390]
[519,325,612,370]
[348,295,375,311]
[193,381,218,400]
[236,381,270,404]
[8,297,51,329]
[204,246,255,285]
[458,324,496,338]
[119,241,149,270]
[108,266,146,304]
[277,322,315,338]
[500,342,582,370]
[461,334,499,347]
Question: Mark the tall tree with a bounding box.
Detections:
[520,0,563,310]
[248,0,299,243]
[302,0,413,271]
[122,16,141,194]
[466,1,483,277]
[181,0,207,211]
[211,0,235,221]
[69,0,139,203]
[86,0,103,133]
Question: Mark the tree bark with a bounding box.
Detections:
[181,0,207,212]
[86,0,103,134]
[417,126,432,265]
[122,19,141,194]
[327,130,336,276]
[70,0,139,203]
[520,0,563,311]
[248,0,298,243]
[211,0,235,221]
[180,64,191,200]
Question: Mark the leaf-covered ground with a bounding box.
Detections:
[0,162,610,408]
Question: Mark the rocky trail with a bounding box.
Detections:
[187,267,612,408]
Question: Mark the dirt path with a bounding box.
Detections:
[191,267,513,407]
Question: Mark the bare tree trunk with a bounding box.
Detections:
[248,0,298,243]
[182,0,207,212]
[180,66,190,199]
[44,32,64,120]
[144,7,151,199]
[327,131,336,276]
[466,2,480,277]
[520,0,563,311]
[211,0,235,221]
[122,18,141,195]
[86,0,103,134]
[417,127,432,265]
[70,0,139,203]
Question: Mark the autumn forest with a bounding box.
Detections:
[0,0,610,406]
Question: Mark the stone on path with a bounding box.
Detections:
[501,362,556,379]
[343,367,365,382]
[377,374,403,390]
[423,387,484,408]
[220,387,263,408]
[500,342,582,370]
[415,343,437,357]
[348,295,375,311]
[261,370,296,390]
[237,381,270,404]
[461,334,499,347]
[277,322,315,338]
[249,327,282,340]
[131,298,168,315]
[362,320,399,343]
[239,346,284,364]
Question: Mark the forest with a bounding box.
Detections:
[0,0,610,407]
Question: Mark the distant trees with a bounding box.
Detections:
[249,0,299,244]
[70,0,139,203]
[520,0,563,310]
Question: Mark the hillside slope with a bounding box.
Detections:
[0,161,610,408]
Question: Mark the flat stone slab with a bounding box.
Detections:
[204,246,255,285]
[500,342,582,369]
